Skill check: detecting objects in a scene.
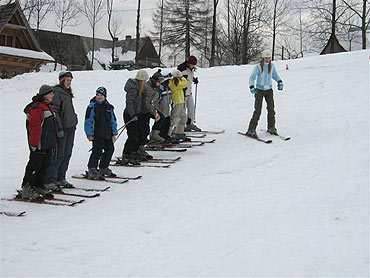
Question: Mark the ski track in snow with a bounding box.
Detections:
[0,50,369,277]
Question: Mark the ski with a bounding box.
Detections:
[115,156,181,163]
[146,143,202,148]
[53,191,100,198]
[144,147,187,152]
[260,129,291,141]
[186,133,207,138]
[106,175,143,180]
[186,129,225,134]
[0,211,26,217]
[3,198,77,206]
[46,197,85,204]
[238,132,272,144]
[111,161,171,168]
[61,185,111,192]
[72,175,129,184]
[186,139,216,144]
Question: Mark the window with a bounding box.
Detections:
[6,36,13,47]
[0,35,5,46]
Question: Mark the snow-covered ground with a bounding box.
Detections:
[0,50,368,277]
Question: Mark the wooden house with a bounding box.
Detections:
[0,1,54,78]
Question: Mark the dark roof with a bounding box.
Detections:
[0,2,17,33]
[320,34,346,55]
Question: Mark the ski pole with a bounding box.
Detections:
[88,116,137,152]
[194,82,198,121]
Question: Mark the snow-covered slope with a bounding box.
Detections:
[0,50,368,277]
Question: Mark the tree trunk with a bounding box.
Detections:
[136,0,141,67]
[210,0,218,67]
[272,0,278,60]
[185,0,191,58]
[330,0,336,53]
[159,0,164,61]
[362,0,366,49]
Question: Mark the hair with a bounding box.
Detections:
[260,58,272,73]
[173,77,180,86]
[138,80,145,95]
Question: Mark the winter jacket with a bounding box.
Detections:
[84,97,118,140]
[249,63,282,90]
[124,78,143,118]
[157,83,171,117]
[177,61,194,96]
[169,77,189,105]
[52,84,78,130]
[141,78,157,116]
[24,96,58,150]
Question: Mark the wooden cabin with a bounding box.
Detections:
[0,1,54,78]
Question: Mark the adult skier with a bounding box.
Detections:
[246,50,284,138]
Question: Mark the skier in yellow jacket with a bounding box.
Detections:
[168,69,189,140]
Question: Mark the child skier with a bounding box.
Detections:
[19,85,60,200]
[246,50,284,137]
[168,70,189,140]
[84,87,118,179]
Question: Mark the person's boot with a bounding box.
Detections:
[138,146,153,160]
[120,154,141,166]
[149,130,166,143]
[246,129,258,138]
[34,186,54,198]
[189,123,201,131]
[267,127,278,135]
[19,183,44,201]
[99,167,116,177]
[58,179,75,188]
[87,168,105,180]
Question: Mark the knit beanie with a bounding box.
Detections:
[187,55,198,65]
[261,50,272,58]
[172,69,182,78]
[96,86,107,97]
[38,85,54,96]
[59,71,73,83]
[135,69,149,81]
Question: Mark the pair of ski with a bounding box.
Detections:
[186,129,225,135]
[71,173,142,184]
[3,196,85,207]
[238,130,291,144]
[111,159,171,168]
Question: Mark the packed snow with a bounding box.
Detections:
[0,45,54,61]
[0,50,369,277]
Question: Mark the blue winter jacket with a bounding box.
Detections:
[249,63,282,90]
[84,97,118,139]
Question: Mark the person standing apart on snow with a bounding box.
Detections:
[246,50,284,138]
[121,69,149,165]
[84,87,118,179]
[177,55,201,132]
[45,71,78,190]
[168,70,189,140]
[19,85,60,200]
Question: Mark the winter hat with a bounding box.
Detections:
[152,69,164,82]
[172,69,182,78]
[96,86,107,97]
[187,55,198,65]
[135,69,149,81]
[59,71,73,82]
[38,84,54,96]
[261,50,272,58]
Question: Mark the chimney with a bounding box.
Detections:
[125,35,132,41]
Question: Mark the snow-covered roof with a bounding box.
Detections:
[0,46,54,62]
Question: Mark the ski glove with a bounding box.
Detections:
[193,77,199,84]
[277,81,284,91]
[249,86,257,94]
[154,111,161,122]
[57,131,64,138]
[131,116,138,122]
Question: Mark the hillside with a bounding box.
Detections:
[0,50,369,277]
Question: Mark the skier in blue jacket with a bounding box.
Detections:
[84,87,118,179]
[246,49,284,137]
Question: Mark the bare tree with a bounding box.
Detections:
[107,0,124,63]
[54,0,79,33]
[79,0,105,68]
[150,0,165,61]
[342,0,370,49]
[209,0,219,67]
[20,0,54,36]
[135,0,141,67]
[19,0,37,22]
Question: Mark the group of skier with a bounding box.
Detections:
[18,50,284,201]
[18,55,202,201]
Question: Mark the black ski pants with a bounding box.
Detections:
[88,139,114,169]
[122,111,140,156]
[248,89,276,131]
[22,149,52,188]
